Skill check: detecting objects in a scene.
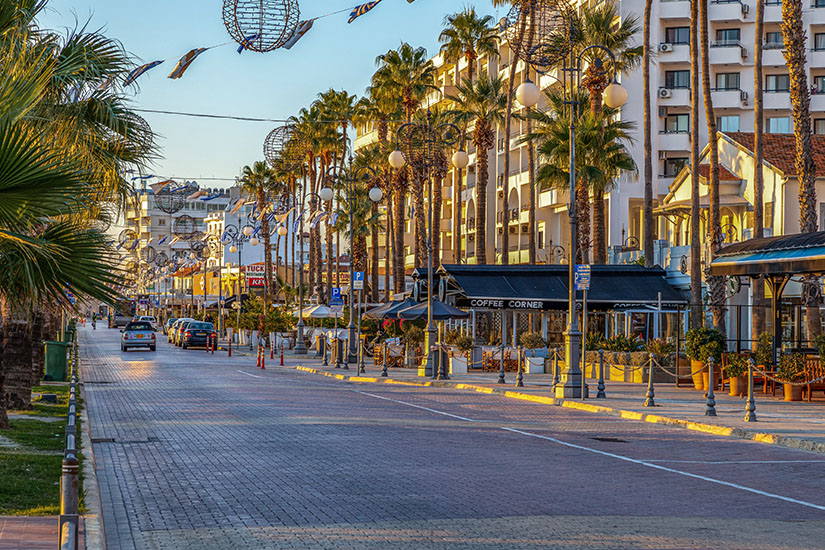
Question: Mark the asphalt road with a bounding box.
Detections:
[80,326,825,549]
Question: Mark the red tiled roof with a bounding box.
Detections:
[724,132,825,178]
[697,164,740,181]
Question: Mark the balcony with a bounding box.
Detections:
[811,93,825,112]
[657,86,691,104]
[763,91,791,110]
[763,45,786,67]
[659,0,690,19]
[658,131,690,151]
[709,42,748,65]
[763,1,782,22]
[440,219,453,232]
[657,42,690,63]
[712,88,749,108]
[709,0,749,22]
[811,49,825,68]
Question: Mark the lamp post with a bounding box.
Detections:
[516,47,627,398]
[389,112,469,376]
[325,162,382,365]
[222,214,253,332]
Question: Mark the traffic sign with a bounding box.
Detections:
[353,271,364,290]
[330,304,343,314]
[331,287,342,300]
[574,264,591,291]
[330,286,344,306]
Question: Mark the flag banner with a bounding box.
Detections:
[274,207,295,223]
[157,235,168,245]
[124,60,164,86]
[292,211,304,233]
[168,47,208,79]
[200,192,222,201]
[237,34,258,54]
[284,20,314,49]
[348,0,384,23]
[328,212,340,225]
[266,213,275,223]
[228,199,246,214]
[310,212,328,229]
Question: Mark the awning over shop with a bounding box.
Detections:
[438,264,686,311]
[710,231,825,277]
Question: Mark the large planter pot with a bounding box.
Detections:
[450,355,468,374]
[702,369,721,392]
[729,376,747,397]
[525,356,545,374]
[784,384,803,402]
[691,360,705,390]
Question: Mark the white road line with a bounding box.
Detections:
[354,390,478,422]
[502,427,825,512]
[236,370,265,379]
[643,459,825,465]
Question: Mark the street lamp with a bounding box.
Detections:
[222,214,253,334]
[390,111,466,378]
[326,160,382,368]
[517,47,627,398]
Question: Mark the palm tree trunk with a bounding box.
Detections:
[3,308,30,410]
[576,182,590,265]
[592,188,606,263]
[393,171,406,292]
[476,144,488,265]
[371,202,380,303]
[690,0,703,329]
[433,175,443,266]
[30,310,44,387]
[386,190,394,300]
[752,0,766,341]
[501,51,518,265]
[782,0,821,339]
[0,299,9,429]
[527,83,537,264]
[454,167,463,263]
[326,219,333,305]
[642,0,654,268]
[700,0,726,335]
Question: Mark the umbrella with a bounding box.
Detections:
[297,304,339,319]
[396,301,470,321]
[364,298,418,320]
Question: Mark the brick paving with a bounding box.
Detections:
[0,517,83,550]
[80,326,825,549]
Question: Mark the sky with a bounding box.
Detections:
[40,0,503,189]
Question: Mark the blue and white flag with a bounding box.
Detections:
[348,0,384,23]
[168,48,208,79]
[284,20,314,50]
[124,60,164,86]
[327,212,340,225]
[237,34,258,54]
[310,212,328,229]
[292,211,304,232]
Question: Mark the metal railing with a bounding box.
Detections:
[59,332,80,549]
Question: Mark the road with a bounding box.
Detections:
[80,325,825,549]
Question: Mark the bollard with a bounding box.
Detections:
[206,336,210,353]
[745,358,757,422]
[280,344,284,366]
[322,338,329,366]
[65,433,76,454]
[498,345,506,384]
[516,346,524,387]
[260,343,265,370]
[644,353,655,407]
[271,337,275,360]
[59,517,78,550]
[228,336,232,357]
[60,453,79,516]
[212,335,215,355]
[256,345,261,368]
[335,339,342,369]
[552,347,560,388]
[705,357,717,416]
[381,343,389,377]
[597,349,606,398]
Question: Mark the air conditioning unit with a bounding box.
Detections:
[497,189,505,198]
[509,226,517,234]
[468,234,475,241]
[659,88,672,98]
[659,42,673,52]
[497,227,503,234]
[658,106,668,117]
[741,3,750,15]
[659,151,668,160]
[521,225,529,233]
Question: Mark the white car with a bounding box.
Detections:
[136,315,158,331]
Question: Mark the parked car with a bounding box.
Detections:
[180,321,217,349]
[169,318,193,344]
[136,315,158,331]
[121,321,156,352]
[174,320,195,346]
[164,318,179,336]
[112,311,131,328]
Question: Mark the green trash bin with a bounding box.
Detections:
[44,341,70,382]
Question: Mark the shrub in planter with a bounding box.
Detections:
[645,338,674,367]
[725,353,749,397]
[602,334,644,352]
[754,332,773,367]
[520,332,546,352]
[778,353,805,401]
[685,327,725,390]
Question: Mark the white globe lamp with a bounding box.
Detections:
[516,81,541,108]
[277,225,288,236]
[250,237,260,246]
[388,150,406,169]
[229,244,237,253]
[319,187,334,202]
[242,225,254,237]
[451,150,470,170]
[603,82,628,109]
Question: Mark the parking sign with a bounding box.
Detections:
[353,271,364,290]
[331,287,343,306]
[574,264,591,291]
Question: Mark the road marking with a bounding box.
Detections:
[236,370,265,379]
[353,390,478,422]
[502,427,825,512]
[643,459,825,465]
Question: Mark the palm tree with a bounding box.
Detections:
[439,7,499,85]
[239,161,277,301]
[781,0,821,339]
[689,0,702,328]
[449,74,507,265]
[570,1,642,264]
[642,0,654,268]
[752,0,766,339]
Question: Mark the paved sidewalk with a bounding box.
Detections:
[289,356,825,454]
[0,517,84,550]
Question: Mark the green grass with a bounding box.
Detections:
[5,419,67,451]
[0,452,61,515]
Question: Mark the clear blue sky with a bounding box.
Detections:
[40,0,502,188]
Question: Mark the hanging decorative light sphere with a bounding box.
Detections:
[504,0,575,75]
[264,124,304,168]
[222,0,301,53]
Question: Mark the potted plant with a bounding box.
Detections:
[449,333,474,374]
[724,353,749,397]
[404,326,424,369]
[520,332,547,373]
[754,332,773,368]
[684,327,725,390]
[777,353,805,401]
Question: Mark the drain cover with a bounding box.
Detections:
[591,436,628,443]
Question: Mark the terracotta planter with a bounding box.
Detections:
[691,360,705,390]
[729,376,747,397]
[783,384,803,402]
[702,370,721,392]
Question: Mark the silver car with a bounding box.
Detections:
[121,321,156,352]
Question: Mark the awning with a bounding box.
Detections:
[439,264,686,311]
[710,231,825,276]
[655,195,749,214]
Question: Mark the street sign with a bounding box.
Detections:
[331,286,344,307]
[330,304,343,314]
[574,264,591,291]
[331,287,342,300]
[353,271,364,290]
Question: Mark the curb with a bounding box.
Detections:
[292,365,825,455]
[77,335,105,550]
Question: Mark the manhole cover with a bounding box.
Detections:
[590,437,628,443]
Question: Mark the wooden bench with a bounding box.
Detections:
[803,357,825,402]
[721,352,774,395]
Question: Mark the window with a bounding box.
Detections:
[715,72,740,90]
[815,33,825,51]
[665,27,690,44]
[813,76,825,94]
[665,70,690,89]
[766,74,790,92]
[715,28,741,46]
[765,32,783,49]
[815,119,825,135]
[664,114,690,133]
[767,116,791,133]
[718,115,740,132]
[765,203,774,228]
[663,157,688,176]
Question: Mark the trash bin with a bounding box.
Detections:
[62,329,75,343]
[44,340,71,382]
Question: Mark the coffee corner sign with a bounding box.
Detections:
[459,298,547,310]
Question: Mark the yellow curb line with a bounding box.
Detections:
[292,365,825,454]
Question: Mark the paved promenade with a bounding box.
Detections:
[79,326,825,549]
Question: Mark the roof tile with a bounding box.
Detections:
[724,132,825,178]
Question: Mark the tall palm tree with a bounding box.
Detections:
[699,0,725,334]
[439,7,499,85]
[752,0,765,340]
[570,1,642,264]
[781,0,821,339]
[449,74,507,265]
[689,0,702,328]
[239,161,276,301]
[642,0,654,268]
